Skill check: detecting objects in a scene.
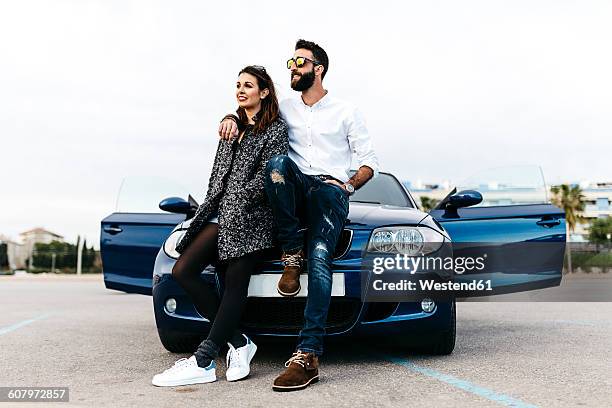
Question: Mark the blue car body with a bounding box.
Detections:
[100,172,565,353]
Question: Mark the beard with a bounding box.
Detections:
[290,69,315,91]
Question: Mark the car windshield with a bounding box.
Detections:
[115,176,193,213]
[349,172,413,207]
[114,173,413,214]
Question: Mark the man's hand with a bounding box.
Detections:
[348,166,374,189]
[219,118,239,140]
[324,179,349,194]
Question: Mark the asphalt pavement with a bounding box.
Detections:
[0,274,611,407]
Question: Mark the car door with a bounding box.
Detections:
[429,166,566,296]
[101,213,184,295]
[100,177,192,295]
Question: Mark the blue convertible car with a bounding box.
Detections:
[100,170,565,355]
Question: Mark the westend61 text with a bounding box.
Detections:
[372,279,493,292]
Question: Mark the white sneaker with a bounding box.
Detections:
[226,335,257,382]
[152,355,216,387]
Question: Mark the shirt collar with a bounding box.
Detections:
[300,90,330,109]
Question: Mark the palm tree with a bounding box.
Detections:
[550,184,585,273]
[420,196,439,212]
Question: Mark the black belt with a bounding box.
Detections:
[314,174,344,184]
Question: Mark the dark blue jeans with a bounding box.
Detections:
[264,155,350,355]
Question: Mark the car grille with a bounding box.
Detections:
[241,297,362,334]
[253,229,353,264]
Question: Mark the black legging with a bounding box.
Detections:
[171,222,256,349]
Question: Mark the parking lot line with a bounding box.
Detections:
[383,354,538,408]
[550,319,612,327]
[0,313,52,336]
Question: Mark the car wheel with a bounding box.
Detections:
[157,328,203,353]
[420,298,456,355]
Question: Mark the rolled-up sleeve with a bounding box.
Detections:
[346,107,379,177]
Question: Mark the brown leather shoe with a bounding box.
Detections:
[272,351,319,392]
[277,250,304,297]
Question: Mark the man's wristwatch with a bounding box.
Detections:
[343,182,355,195]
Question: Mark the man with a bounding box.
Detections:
[219,39,378,391]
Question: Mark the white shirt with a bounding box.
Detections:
[279,93,379,183]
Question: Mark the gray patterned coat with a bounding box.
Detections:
[175,118,289,260]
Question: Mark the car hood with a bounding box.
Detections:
[346,203,428,229]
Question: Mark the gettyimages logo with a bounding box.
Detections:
[365,249,492,301]
[372,253,487,275]
[361,240,568,302]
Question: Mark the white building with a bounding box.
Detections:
[0,234,27,270]
[405,180,612,241]
[18,227,64,268]
[574,182,612,238]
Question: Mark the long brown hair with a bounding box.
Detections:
[236,65,279,134]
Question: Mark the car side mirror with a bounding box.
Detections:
[159,196,198,216]
[443,190,483,218]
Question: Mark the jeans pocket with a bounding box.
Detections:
[326,182,346,196]
[333,190,350,217]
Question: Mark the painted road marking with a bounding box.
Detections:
[0,313,52,336]
[384,355,538,408]
[550,319,612,327]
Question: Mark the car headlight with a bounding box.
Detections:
[367,226,444,255]
[163,229,187,259]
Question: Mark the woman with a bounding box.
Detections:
[152,65,288,387]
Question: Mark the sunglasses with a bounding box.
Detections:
[286,56,320,70]
[241,65,270,83]
[251,65,267,72]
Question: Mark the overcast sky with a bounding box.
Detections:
[1,0,610,247]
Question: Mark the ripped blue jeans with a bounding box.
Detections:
[264,155,350,355]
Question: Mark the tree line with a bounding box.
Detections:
[31,237,100,273]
